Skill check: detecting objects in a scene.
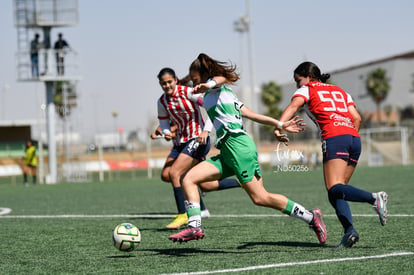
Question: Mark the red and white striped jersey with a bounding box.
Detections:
[292,81,360,140]
[157,84,206,144]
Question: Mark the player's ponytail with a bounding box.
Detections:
[320,73,330,83]
[190,53,240,84]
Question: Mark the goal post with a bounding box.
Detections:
[359,127,411,167]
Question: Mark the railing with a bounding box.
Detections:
[15,48,80,82]
[14,0,79,27]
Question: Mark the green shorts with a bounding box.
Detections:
[206,132,261,184]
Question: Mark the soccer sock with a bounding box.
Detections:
[282,199,314,224]
[32,175,37,184]
[329,184,375,204]
[23,173,28,183]
[328,187,354,233]
[186,202,201,228]
[173,187,186,214]
[218,178,240,190]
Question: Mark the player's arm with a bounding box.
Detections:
[197,118,213,144]
[151,123,178,139]
[240,105,305,133]
[346,93,361,132]
[159,119,175,141]
[170,124,178,135]
[279,97,306,123]
[150,125,163,139]
[157,99,178,141]
[274,96,306,143]
[348,105,361,132]
[193,76,228,94]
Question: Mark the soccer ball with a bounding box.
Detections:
[112,223,141,252]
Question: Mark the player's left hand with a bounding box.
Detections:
[193,83,210,94]
[150,133,161,139]
[197,131,209,144]
[282,116,306,133]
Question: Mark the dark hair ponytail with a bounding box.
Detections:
[320,73,331,83]
[190,53,240,83]
[294,62,330,83]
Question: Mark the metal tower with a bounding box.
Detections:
[14,0,80,184]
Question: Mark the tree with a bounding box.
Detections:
[53,81,77,118]
[260,81,283,139]
[366,68,390,125]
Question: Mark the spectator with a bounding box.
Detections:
[54,33,70,75]
[30,33,41,77]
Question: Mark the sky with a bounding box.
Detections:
[1,0,413,141]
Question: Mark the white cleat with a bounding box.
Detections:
[373,191,388,226]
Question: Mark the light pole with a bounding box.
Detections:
[233,13,253,136]
[233,14,248,100]
[112,111,120,180]
[233,0,259,142]
[2,84,10,120]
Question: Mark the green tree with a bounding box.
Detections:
[53,81,77,118]
[260,81,282,139]
[366,68,390,125]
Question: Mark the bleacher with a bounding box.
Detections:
[0,142,26,158]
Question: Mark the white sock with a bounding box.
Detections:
[289,203,314,224]
[186,201,202,228]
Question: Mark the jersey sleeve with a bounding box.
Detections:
[346,93,356,107]
[203,117,213,132]
[292,86,310,102]
[157,99,171,134]
[157,98,169,120]
[186,87,205,106]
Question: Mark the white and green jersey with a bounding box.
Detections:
[203,85,246,147]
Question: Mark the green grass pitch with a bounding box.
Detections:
[0,165,413,274]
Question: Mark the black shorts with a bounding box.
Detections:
[167,137,211,162]
[322,135,361,166]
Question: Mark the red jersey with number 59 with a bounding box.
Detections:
[292,81,359,140]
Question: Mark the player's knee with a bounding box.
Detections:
[181,174,199,189]
[249,194,266,206]
[160,173,170,182]
[181,176,190,188]
[328,184,343,206]
[169,169,182,182]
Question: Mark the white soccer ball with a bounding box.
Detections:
[112,223,141,252]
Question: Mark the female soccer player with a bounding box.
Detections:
[276,61,388,248]
[156,68,240,229]
[169,54,327,244]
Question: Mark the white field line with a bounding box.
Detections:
[0,213,413,218]
[160,252,414,275]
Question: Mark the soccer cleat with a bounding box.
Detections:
[309,209,327,244]
[201,209,211,218]
[169,226,205,243]
[373,191,388,226]
[166,213,188,229]
[336,230,359,249]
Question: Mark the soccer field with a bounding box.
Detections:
[0,165,413,274]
